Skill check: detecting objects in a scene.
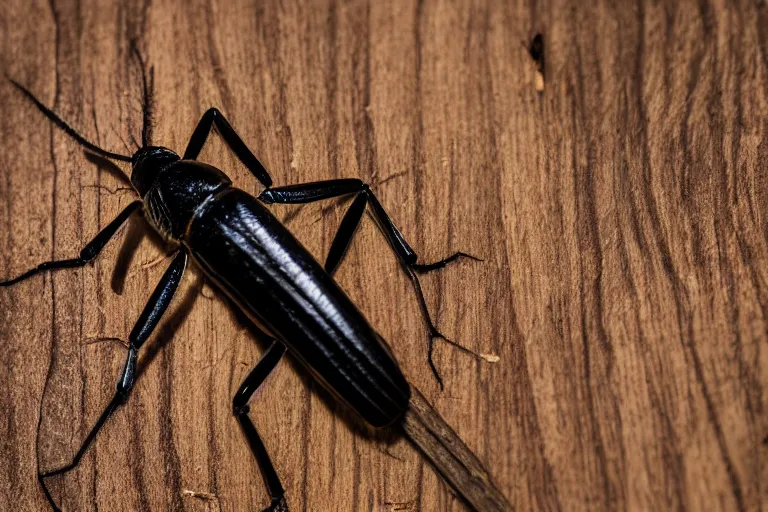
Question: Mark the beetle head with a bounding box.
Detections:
[131,146,180,196]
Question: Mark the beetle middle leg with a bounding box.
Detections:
[233,340,289,512]
[38,250,188,511]
[258,179,482,389]
[0,200,142,287]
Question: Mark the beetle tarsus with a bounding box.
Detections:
[412,251,483,273]
[263,496,289,512]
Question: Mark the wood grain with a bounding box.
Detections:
[1,0,766,510]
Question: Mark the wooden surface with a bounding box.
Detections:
[1,0,766,510]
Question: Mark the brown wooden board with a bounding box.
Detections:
[1,0,766,510]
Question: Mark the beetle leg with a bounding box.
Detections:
[410,251,481,272]
[258,179,364,205]
[257,179,483,390]
[233,340,288,512]
[38,250,188,511]
[1,201,142,287]
[182,107,272,188]
[343,189,484,390]
[324,192,368,275]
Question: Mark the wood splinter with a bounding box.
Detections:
[402,386,513,512]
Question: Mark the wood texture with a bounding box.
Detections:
[1,0,766,510]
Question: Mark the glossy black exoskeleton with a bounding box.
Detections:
[3,55,484,512]
[134,146,410,427]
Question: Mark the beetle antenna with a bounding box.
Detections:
[130,40,154,148]
[144,67,155,147]
[110,125,134,155]
[8,78,133,163]
[128,132,141,151]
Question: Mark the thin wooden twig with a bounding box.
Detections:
[401,386,513,512]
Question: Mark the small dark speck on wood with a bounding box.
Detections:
[528,33,545,92]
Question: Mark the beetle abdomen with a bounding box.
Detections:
[185,188,410,427]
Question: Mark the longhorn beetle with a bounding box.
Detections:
[2,48,488,512]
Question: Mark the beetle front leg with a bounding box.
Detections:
[1,201,142,287]
[233,340,289,512]
[182,107,273,188]
[258,179,483,390]
[38,250,188,511]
